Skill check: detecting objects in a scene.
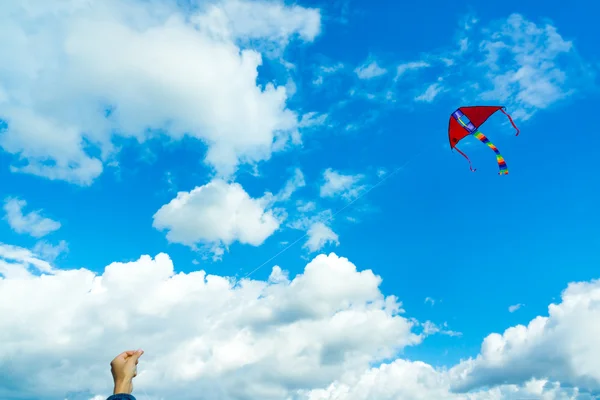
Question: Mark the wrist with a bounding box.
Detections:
[113,380,133,394]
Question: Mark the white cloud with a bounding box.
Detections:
[0,247,424,400]
[198,0,321,44]
[304,273,600,399]
[474,14,581,120]
[320,63,345,74]
[272,168,306,202]
[305,361,590,400]
[286,207,339,253]
[0,0,321,185]
[508,303,523,313]
[297,201,317,213]
[32,240,69,262]
[452,278,600,394]
[3,197,61,238]
[313,63,344,85]
[395,61,430,80]
[152,179,281,257]
[320,168,365,201]
[415,82,443,103]
[425,297,435,306]
[304,221,339,253]
[299,112,328,128]
[423,321,462,338]
[0,243,56,278]
[1,244,598,399]
[355,61,387,80]
[376,14,590,120]
[424,14,587,120]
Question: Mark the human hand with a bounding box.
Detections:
[110,349,144,395]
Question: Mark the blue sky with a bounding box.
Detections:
[1,0,600,399]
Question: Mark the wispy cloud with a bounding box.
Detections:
[508,303,524,313]
[355,60,387,79]
[3,198,61,238]
[323,13,592,125]
[419,13,591,120]
[299,112,329,128]
[0,243,56,278]
[421,321,461,337]
[313,63,345,85]
[320,168,366,201]
[415,82,444,103]
[32,240,69,262]
[273,168,306,202]
[395,61,430,80]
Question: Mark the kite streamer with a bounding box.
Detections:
[473,131,508,175]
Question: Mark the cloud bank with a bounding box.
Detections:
[1,245,599,399]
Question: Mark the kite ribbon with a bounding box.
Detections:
[453,147,476,172]
[500,108,520,136]
[473,131,508,175]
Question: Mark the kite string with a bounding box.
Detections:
[241,148,426,280]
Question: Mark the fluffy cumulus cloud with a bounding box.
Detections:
[153,179,282,257]
[0,247,423,400]
[1,244,598,399]
[306,361,592,400]
[453,278,600,394]
[0,0,321,185]
[3,197,61,238]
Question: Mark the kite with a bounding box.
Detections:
[449,106,520,175]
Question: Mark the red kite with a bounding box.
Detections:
[449,106,519,175]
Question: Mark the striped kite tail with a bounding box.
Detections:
[473,131,509,175]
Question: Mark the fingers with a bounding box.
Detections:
[111,349,144,365]
[129,349,144,363]
[113,350,136,360]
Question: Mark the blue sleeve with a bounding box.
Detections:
[106,394,136,400]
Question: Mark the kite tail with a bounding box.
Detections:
[473,131,508,175]
[500,108,520,136]
[453,147,476,172]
